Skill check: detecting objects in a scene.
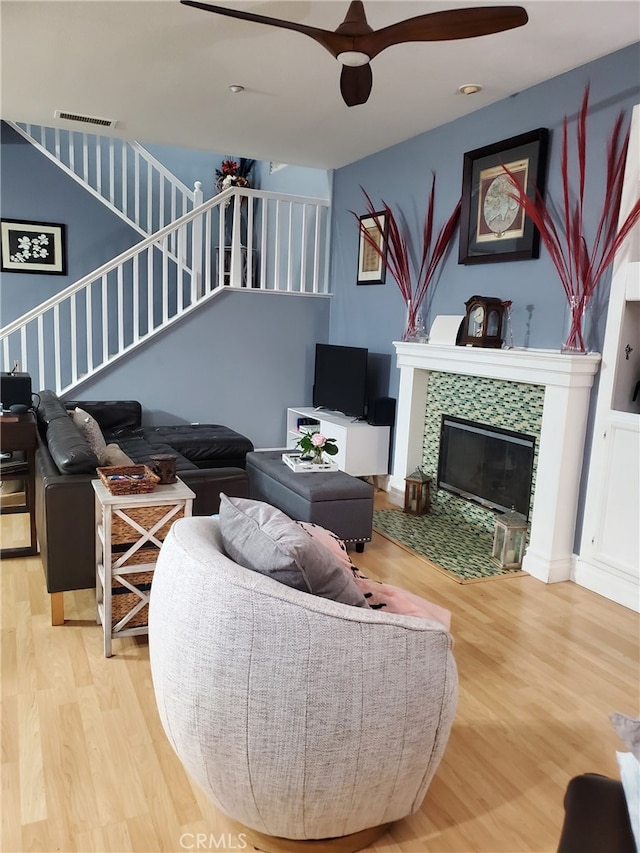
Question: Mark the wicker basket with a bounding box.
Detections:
[97,464,160,495]
[111,570,154,629]
[109,504,187,567]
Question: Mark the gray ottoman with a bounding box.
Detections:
[246,450,374,551]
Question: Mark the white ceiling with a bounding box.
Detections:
[1,0,639,170]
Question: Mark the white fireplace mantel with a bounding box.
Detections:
[391,342,602,584]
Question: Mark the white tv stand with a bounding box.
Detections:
[286,407,390,478]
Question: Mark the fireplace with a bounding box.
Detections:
[437,416,535,518]
[391,342,601,583]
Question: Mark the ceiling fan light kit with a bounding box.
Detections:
[181,1,528,106]
[336,50,370,68]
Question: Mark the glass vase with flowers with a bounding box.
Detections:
[296,432,338,465]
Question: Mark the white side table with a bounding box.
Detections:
[92,477,195,657]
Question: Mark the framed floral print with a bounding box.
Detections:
[0,219,67,275]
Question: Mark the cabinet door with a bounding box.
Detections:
[319,419,348,471]
[596,418,640,573]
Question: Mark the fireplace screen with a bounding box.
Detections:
[437,415,535,517]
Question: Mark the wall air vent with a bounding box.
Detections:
[54,110,117,129]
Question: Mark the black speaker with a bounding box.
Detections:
[0,372,32,411]
[367,396,396,426]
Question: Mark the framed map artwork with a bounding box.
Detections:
[458,129,549,264]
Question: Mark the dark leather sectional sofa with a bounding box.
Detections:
[34,391,253,624]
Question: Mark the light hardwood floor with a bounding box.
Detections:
[1,499,638,853]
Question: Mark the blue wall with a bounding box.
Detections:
[2,44,638,452]
[0,123,140,327]
[143,143,332,201]
[328,43,640,401]
[69,289,330,448]
[0,126,332,446]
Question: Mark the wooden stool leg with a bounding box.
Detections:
[50,592,64,626]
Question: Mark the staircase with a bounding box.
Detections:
[1,124,330,397]
[7,122,203,242]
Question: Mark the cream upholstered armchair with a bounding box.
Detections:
[149,516,458,853]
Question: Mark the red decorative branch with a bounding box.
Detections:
[505,86,640,351]
[354,176,461,339]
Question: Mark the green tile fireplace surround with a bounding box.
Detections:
[390,342,602,584]
[421,372,545,534]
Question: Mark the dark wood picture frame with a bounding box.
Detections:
[357,211,387,284]
[458,128,549,264]
[0,219,67,275]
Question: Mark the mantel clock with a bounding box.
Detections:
[459,295,506,348]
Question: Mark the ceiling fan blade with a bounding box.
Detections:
[179,0,349,58]
[360,6,528,59]
[340,64,373,107]
[181,1,528,108]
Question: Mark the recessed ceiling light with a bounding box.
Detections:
[229,84,245,94]
[458,83,482,96]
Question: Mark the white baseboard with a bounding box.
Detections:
[573,558,640,612]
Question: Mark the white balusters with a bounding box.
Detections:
[0,188,329,395]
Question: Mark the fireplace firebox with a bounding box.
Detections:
[437,415,535,518]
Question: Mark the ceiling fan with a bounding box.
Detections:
[180,1,528,107]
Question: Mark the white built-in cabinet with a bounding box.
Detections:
[286,407,390,477]
[575,104,640,612]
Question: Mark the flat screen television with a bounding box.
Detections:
[312,343,368,418]
[437,415,535,517]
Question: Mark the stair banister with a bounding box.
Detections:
[1,187,330,395]
[8,122,203,241]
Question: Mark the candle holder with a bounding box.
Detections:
[492,507,528,569]
[403,469,431,516]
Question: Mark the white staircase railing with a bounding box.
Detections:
[6,121,203,247]
[0,188,330,396]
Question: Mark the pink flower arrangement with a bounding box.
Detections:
[296,431,338,461]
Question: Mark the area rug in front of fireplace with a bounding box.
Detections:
[372,509,527,583]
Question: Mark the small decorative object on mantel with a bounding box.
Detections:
[295,431,338,466]
[404,468,431,516]
[459,295,506,348]
[354,174,461,342]
[492,507,528,569]
[504,86,640,354]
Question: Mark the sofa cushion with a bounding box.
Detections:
[142,424,254,466]
[99,443,135,467]
[72,407,108,458]
[218,494,369,608]
[36,390,70,425]
[46,415,99,474]
[112,435,198,472]
[65,399,142,433]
